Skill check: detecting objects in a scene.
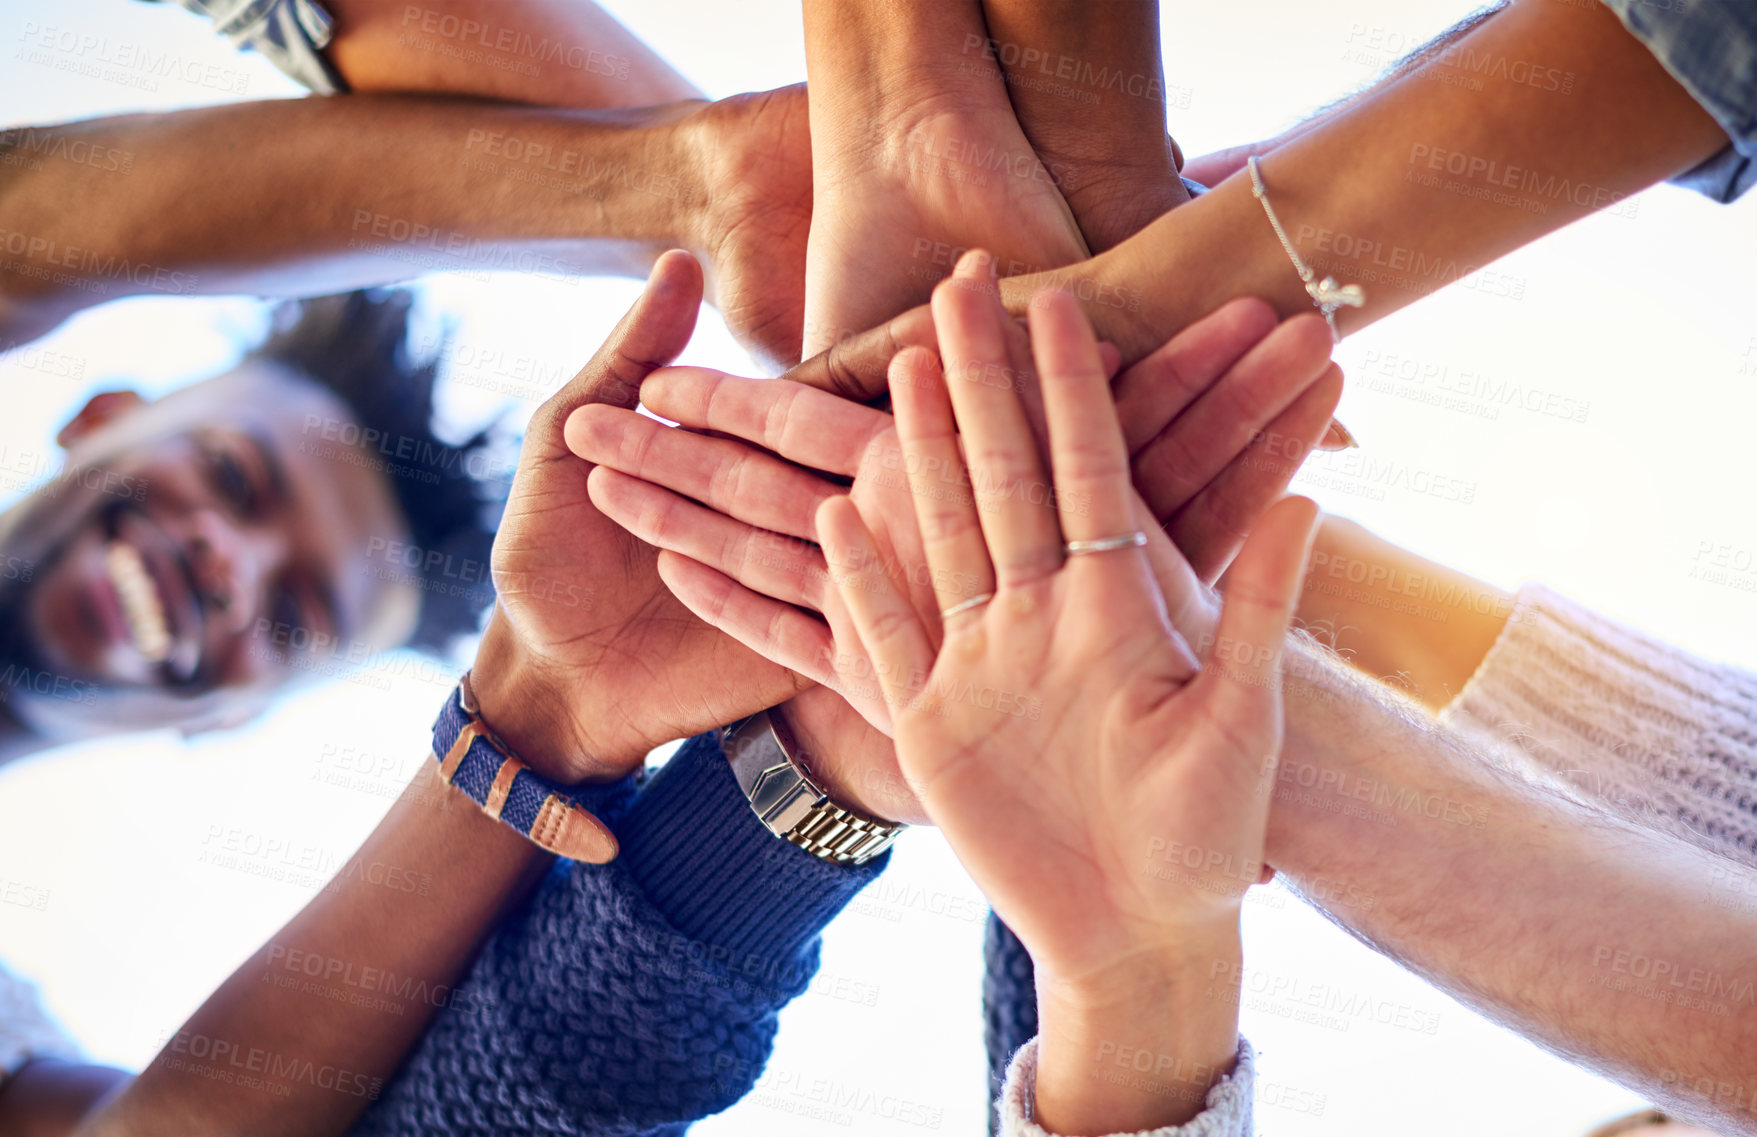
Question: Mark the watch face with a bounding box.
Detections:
[724,713,788,798]
[725,712,824,835]
[747,762,819,832]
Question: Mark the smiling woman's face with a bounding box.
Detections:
[0,362,421,741]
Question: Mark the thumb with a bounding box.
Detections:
[782,302,937,404]
[531,249,702,460]
[1198,495,1320,729]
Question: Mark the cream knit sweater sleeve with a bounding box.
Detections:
[997,1037,1255,1137]
[1438,583,1757,867]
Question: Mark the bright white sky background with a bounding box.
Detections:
[1,0,1755,1134]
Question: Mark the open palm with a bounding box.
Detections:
[817,258,1317,985]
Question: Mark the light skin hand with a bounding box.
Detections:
[571,259,1337,695]
[786,0,1729,392]
[816,271,1319,1133]
[569,264,1336,833]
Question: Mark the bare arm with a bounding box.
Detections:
[0,96,704,342]
[0,87,823,373]
[1270,642,1757,1135]
[796,0,1729,395]
[0,764,547,1137]
[1051,0,1729,360]
[1293,515,1512,711]
[315,0,702,107]
[74,765,547,1137]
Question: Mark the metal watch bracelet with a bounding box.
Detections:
[722,710,903,867]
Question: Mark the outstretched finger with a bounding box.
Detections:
[586,466,828,612]
[1029,289,1140,558]
[534,249,702,463]
[818,496,936,715]
[656,552,838,689]
[1131,313,1334,525]
[889,345,996,625]
[1167,363,1343,583]
[1111,297,1279,455]
[567,406,835,542]
[639,367,892,478]
[935,252,1062,585]
[1196,495,1320,734]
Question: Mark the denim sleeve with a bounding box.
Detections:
[147,0,348,93]
[348,733,889,1136]
[1599,0,1757,202]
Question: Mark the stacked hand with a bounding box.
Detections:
[467,251,814,784]
[566,247,1333,1132]
[475,10,1342,1130]
[572,253,1338,736]
[819,257,1317,1133]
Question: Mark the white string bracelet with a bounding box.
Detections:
[1247,155,1365,343]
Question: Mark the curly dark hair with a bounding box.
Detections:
[252,289,507,655]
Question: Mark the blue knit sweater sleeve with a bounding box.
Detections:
[983,912,1037,1135]
[349,732,889,1137]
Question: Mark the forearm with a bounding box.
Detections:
[78,763,546,1137]
[1270,641,1757,1134]
[0,1063,129,1137]
[323,0,703,107]
[1187,3,1511,187]
[0,96,704,343]
[1032,933,1241,1134]
[352,734,888,1135]
[1016,0,1728,360]
[1295,515,1512,711]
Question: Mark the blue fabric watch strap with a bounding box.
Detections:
[430,674,619,864]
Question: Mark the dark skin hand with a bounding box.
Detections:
[977,0,1191,251]
[471,249,811,775]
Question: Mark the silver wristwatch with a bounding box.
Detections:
[722,710,903,867]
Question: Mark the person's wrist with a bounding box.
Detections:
[467,606,644,784]
[1034,921,1243,1133]
[671,101,719,263]
[805,3,995,138]
[1036,914,1241,1015]
[533,99,703,271]
[770,698,914,824]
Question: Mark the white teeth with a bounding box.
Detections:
[105,540,171,663]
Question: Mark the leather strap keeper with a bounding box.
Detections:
[430,672,619,864]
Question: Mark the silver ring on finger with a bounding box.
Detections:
[1064,531,1148,557]
[939,591,995,620]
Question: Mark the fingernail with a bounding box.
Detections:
[1319,419,1358,451]
[955,248,994,281]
